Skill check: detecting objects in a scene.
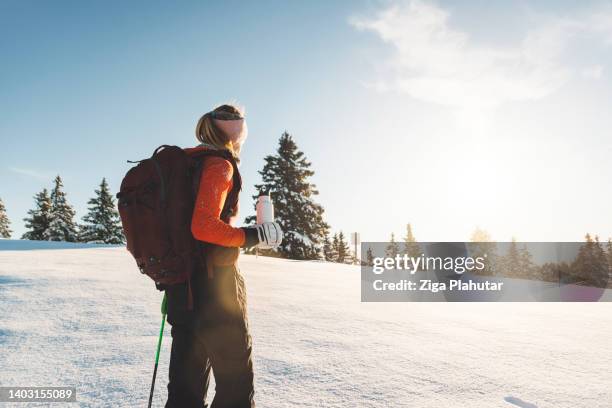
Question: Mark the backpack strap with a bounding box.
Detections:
[189,149,242,280]
[190,149,242,219]
[219,153,242,221]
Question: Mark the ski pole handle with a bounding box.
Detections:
[161,292,167,316]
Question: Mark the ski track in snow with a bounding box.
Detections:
[0,245,611,407]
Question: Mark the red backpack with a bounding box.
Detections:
[116,145,240,306]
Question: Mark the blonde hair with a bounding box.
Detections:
[195,104,244,157]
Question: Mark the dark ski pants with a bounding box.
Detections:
[165,265,255,408]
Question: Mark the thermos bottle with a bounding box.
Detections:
[256,195,274,224]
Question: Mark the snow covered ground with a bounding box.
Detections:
[1,244,611,407]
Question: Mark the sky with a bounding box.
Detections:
[1,0,611,242]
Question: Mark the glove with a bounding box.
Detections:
[242,222,283,249]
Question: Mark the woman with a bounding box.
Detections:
[165,104,282,408]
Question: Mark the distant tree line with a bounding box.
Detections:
[4,131,334,258]
[466,232,611,288]
[5,130,608,276]
[6,175,124,244]
[3,131,331,261]
[494,234,611,288]
[321,231,354,264]
[368,225,612,289]
[1,131,360,263]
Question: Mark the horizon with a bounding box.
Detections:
[2,0,612,242]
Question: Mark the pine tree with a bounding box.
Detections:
[0,197,12,238]
[331,233,339,262]
[518,243,535,279]
[607,239,612,284]
[366,247,375,266]
[336,231,351,263]
[47,175,78,242]
[385,233,400,258]
[500,238,521,278]
[469,227,497,275]
[571,233,594,284]
[245,132,329,259]
[593,236,609,288]
[79,178,124,244]
[22,189,52,240]
[403,223,420,258]
[571,234,609,288]
[322,234,333,261]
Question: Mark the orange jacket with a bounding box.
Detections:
[185,146,245,247]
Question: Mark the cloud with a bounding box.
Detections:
[350,1,612,110]
[8,166,53,180]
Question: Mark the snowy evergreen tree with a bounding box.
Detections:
[79,178,124,244]
[0,197,12,238]
[330,233,340,262]
[385,233,400,258]
[499,238,521,278]
[499,238,537,279]
[365,247,375,266]
[22,189,52,240]
[518,243,535,279]
[322,234,334,261]
[469,227,497,275]
[336,231,351,263]
[403,223,420,258]
[593,236,609,288]
[607,239,612,283]
[47,175,78,242]
[570,234,609,288]
[245,132,329,260]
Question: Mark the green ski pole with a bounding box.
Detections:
[148,293,167,408]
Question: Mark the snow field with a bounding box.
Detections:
[0,246,611,407]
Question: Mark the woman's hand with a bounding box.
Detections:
[242,222,283,249]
